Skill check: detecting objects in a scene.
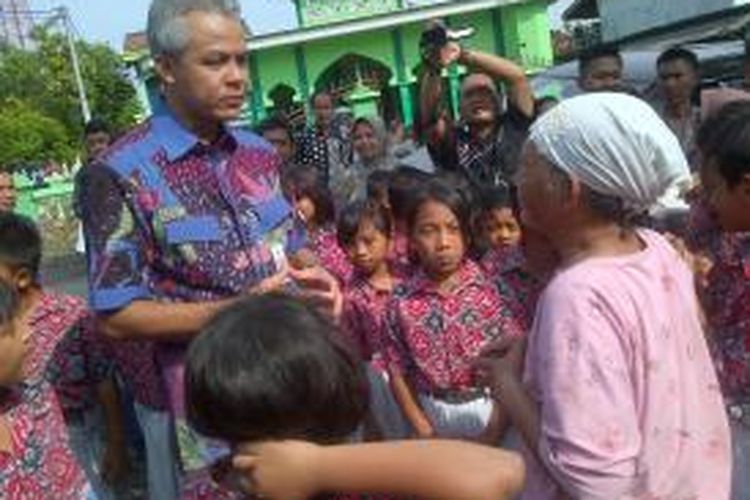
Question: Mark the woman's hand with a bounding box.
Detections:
[474,337,526,401]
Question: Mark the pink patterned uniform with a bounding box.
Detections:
[385,260,523,393]
[702,234,750,405]
[522,230,731,499]
[342,272,401,370]
[310,226,353,285]
[480,245,540,332]
[0,293,91,499]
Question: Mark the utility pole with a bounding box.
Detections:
[0,0,32,48]
[54,6,91,124]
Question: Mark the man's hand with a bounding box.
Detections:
[288,265,344,323]
[247,265,289,296]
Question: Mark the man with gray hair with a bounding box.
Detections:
[81,0,342,497]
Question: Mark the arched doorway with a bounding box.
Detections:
[314,53,396,120]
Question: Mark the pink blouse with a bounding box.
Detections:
[522,230,731,499]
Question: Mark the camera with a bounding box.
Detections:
[419,21,475,68]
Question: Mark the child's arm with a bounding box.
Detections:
[233,440,525,500]
[389,371,434,438]
[97,376,130,485]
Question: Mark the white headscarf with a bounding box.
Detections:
[529,93,691,213]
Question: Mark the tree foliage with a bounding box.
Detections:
[0,99,76,169]
[0,27,142,169]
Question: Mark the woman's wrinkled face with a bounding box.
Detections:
[516,143,564,234]
[353,122,382,163]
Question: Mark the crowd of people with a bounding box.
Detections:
[1,0,749,499]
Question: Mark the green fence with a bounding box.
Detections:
[15,173,80,259]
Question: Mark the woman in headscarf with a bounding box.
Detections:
[331,116,397,205]
[477,93,731,499]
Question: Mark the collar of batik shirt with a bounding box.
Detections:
[408,259,486,297]
[151,104,240,162]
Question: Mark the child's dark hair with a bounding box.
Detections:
[657,47,699,73]
[407,178,472,244]
[280,164,319,202]
[388,166,432,223]
[186,294,368,444]
[366,170,391,203]
[286,166,335,226]
[337,199,393,248]
[84,117,111,138]
[0,280,19,329]
[480,184,520,218]
[0,212,42,282]
[697,100,750,188]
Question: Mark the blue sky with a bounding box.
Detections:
[36,0,572,50]
[37,0,298,49]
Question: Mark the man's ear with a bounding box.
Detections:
[154,55,177,87]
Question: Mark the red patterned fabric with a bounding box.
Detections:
[0,293,91,499]
[111,340,167,410]
[686,202,750,405]
[480,245,541,332]
[384,260,524,392]
[310,227,352,284]
[342,272,402,370]
[703,234,750,405]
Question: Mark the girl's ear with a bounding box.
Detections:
[13,268,34,294]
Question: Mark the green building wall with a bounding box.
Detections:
[126,1,553,129]
[250,1,553,127]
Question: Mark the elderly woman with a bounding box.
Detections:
[478,93,731,499]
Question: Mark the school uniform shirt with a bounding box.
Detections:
[0,293,92,499]
[685,202,750,405]
[521,230,731,499]
[310,226,353,285]
[480,245,540,332]
[82,106,303,489]
[46,311,114,416]
[384,260,524,393]
[703,233,750,406]
[110,340,168,411]
[342,272,401,368]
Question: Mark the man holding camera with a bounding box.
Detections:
[420,24,534,188]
